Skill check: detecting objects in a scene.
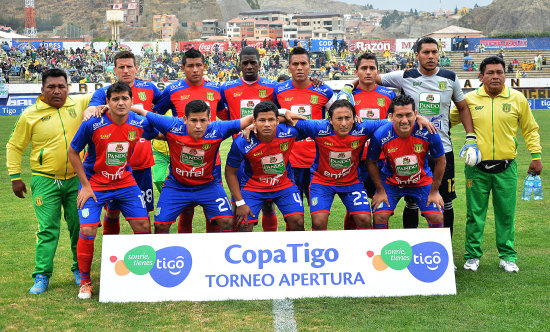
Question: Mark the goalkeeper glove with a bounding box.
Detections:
[459,133,482,166]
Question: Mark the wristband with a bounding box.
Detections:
[278,108,287,116]
[235,200,246,207]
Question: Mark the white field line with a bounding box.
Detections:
[273,298,298,332]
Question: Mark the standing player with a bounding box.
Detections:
[225,101,305,231]
[153,48,226,233]
[89,51,161,235]
[220,46,279,231]
[274,47,334,205]
[131,100,255,234]
[68,82,159,299]
[377,37,476,234]
[367,94,446,229]
[344,52,395,229]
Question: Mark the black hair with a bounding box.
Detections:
[185,99,210,118]
[253,100,278,119]
[388,94,415,114]
[113,50,136,67]
[277,74,290,82]
[240,46,260,61]
[416,37,438,53]
[182,48,205,66]
[480,55,506,74]
[327,99,356,118]
[355,52,378,70]
[289,46,310,63]
[41,68,67,87]
[107,81,132,100]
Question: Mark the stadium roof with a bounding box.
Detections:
[425,25,484,38]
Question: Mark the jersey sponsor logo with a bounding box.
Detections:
[129,118,144,127]
[100,133,110,139]
[324,141,334,146]
[35,196,43,206]
[317,126,332,136]
[138,92,147,101]
[240,99,260,117]
[233,91,243,97]
[381,130,393,144]
[204,130,218,139]
[291,104,312,119]
[181,94,191,100]
[202,143,211,150]
[280,142,289,151]
[284,97,293,101]
[413,82,422,86]
[253,151,263,157]
[175,166,204,178]
[278,128,294,138]
[359,108,380,120]
[312,86,329,94]
[414,143,423,153]
[106,142,130,166]
[414,129,429,139]
[329,150,352,169]
[170,125,185,134]
[68,108,77,118]
[351,127,365,135]
[419,93,441,115]
[134,80,148,88]
[474,106,484,110]
[438,81,447,90]
[259,89,267,98]
[41,115,51,122]
[207,92,214,101]
[128,131,137,141]
[351,140,360,149]
[395,154,419,176]
[261,153,285,174]
[388,147,398,153]
[180,146,205,166]
[169,81,183,92]
[310,95,319,104]
[93,118,108,130]
[502,103,511,113]
[377,98,385,107]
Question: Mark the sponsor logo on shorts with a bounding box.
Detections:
[82,208,89,218]
[367,240,449,283]
[311,197,318,206]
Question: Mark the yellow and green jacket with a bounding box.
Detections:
[151,109,170,156]
[7,94,92,181]
[451,85,541,161]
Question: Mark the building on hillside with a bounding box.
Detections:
[110,0,142,27]
[153,15,179,40]
[226,18,283,40]
[283,24,298,40]
[345,20,374,38]
[290,13,345,38]
[239,10,289,24]
[202,20,221,38]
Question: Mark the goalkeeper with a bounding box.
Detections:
[450,56,542,273]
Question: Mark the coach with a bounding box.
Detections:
[6,68,93,293]
[451,56,542,273]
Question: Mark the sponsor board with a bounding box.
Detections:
[99,229,456,302]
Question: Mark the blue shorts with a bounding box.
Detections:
[292,167,311,204]
[154,181,232,224]
[373,183,443,215]
[107,168,154,212]
[242,185,304,223]
[309,182,371,215]
[79,185,148,227]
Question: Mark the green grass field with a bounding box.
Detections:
[1,112,549,330]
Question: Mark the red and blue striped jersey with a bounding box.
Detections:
[367,122,445,187]
[226,124,301,192]
[89,80,162,170]
[274,80,334,168]
[70,112,158,190]
[153,78,225,121]
[294,119,386,186]
[145,112,241,187]
[221,77,277,120]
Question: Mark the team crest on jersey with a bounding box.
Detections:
[351,140,360,149]
[414,143,423,153]
[259,89,267,98]
[202,143,211,150]
[355,99,361,105]
[82,208,89,218]
[128,131,137,141]
[207,92,214,101]
[35,196,43,206]
[502,103,511,113]
[377,98,385,107]
[280,142,289,151]
[310,95,318,104]
[67,108,77,118]
[439,81,447,90]
[138,92,147,101]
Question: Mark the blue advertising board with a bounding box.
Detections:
[11,41,64,52]
[461,37,550,51]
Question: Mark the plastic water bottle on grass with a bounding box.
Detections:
[533,175,543,200]
[522,174,535,201]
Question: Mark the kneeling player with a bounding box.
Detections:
[68,82,159,299]
[367,94,446,229]
[225,101,305,232]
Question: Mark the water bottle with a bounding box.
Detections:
[521,174,535,201]
[533,175,543,200]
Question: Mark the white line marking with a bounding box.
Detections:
[273,298,297,332]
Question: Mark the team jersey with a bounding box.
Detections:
[367,121,445,188]
[89,79,162,170]
[381,68,464,153]
[70,112,158,191]
[353,85,395,160]
[153,78,225,121]
[274,80,334,168]
[221,77,277,119]
[145,112,241,187]
[294,119,386,187]
[226,124,301,192]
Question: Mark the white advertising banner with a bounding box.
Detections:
[99,229,456,303]
[395,38,452,52]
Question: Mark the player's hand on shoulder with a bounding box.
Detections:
[416,115,436,134]
[83,105,107,121]
[283,109,307,126]
[11,180,27,198]
[240,124,257,142]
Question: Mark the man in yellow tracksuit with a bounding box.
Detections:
[451,56,542,273]
[152,110,171,193]
[6,68,93,293]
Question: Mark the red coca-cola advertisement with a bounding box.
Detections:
[174,40,287,53]
[348,39,396,52]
